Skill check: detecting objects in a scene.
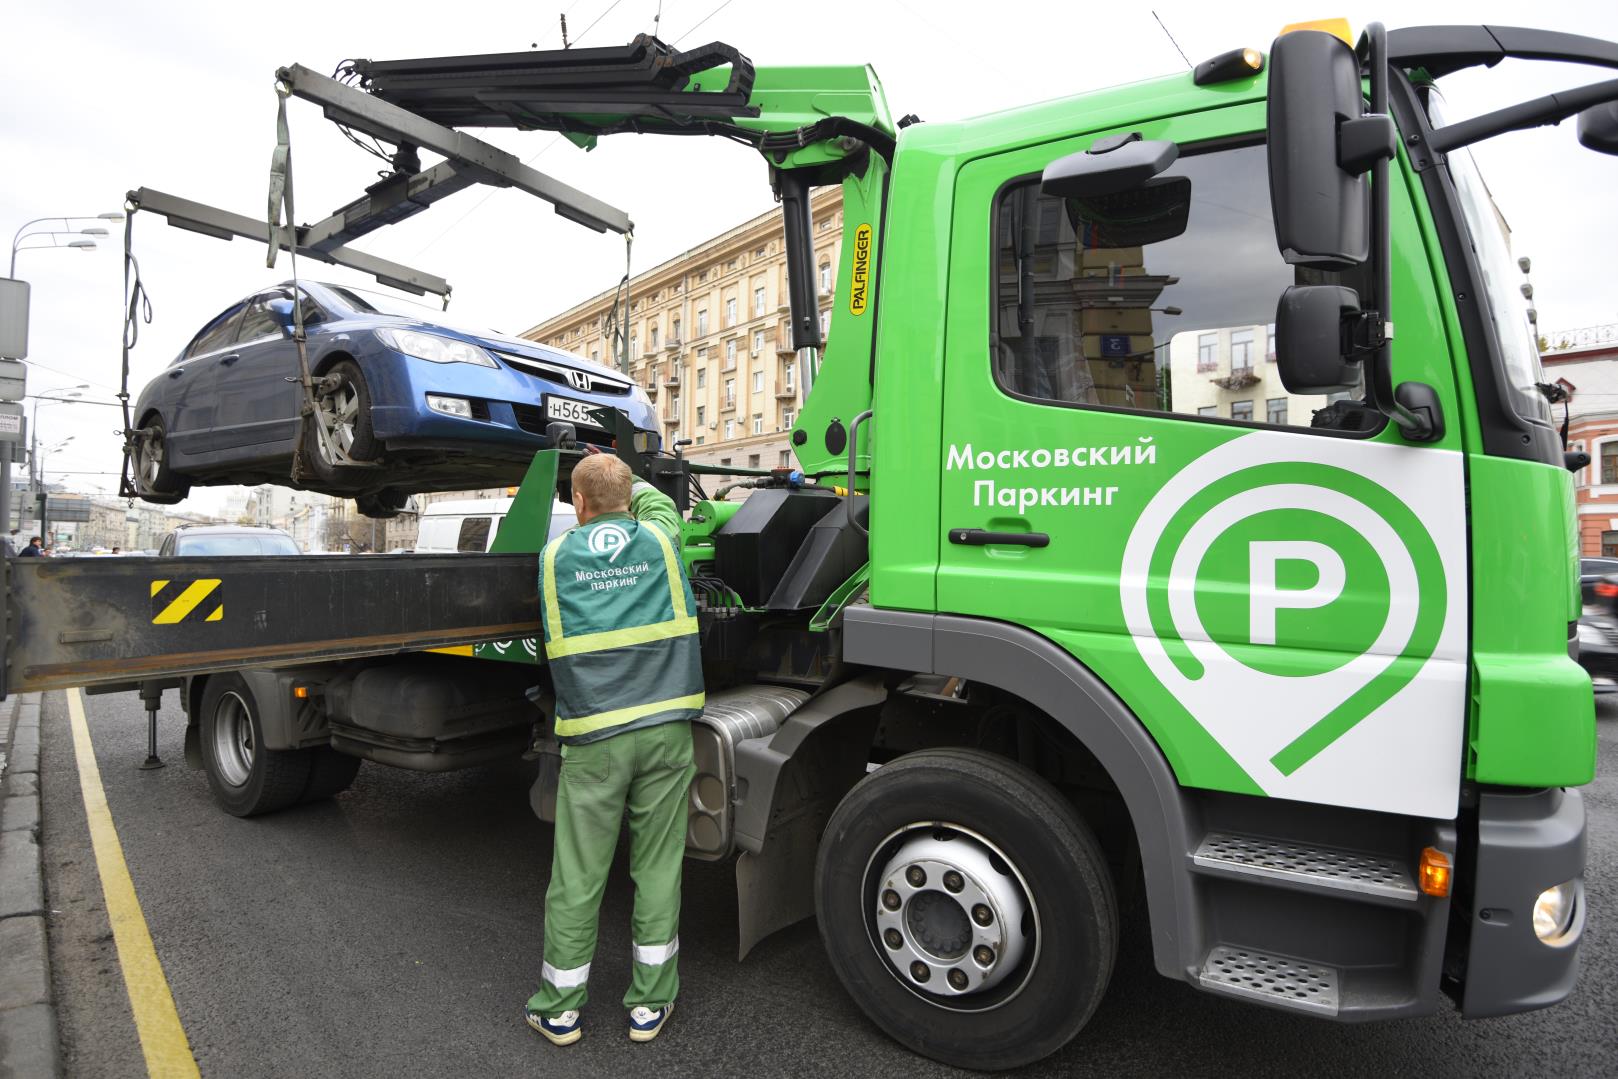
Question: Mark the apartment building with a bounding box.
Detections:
[520,187,843,479]
[1540,330,1618,556]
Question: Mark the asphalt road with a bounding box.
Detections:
[36,689,1618,1078]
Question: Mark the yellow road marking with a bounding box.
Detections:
[66,688,201,1079]
[152,579,221,625]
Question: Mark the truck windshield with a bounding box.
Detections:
[1427,95,1551,427]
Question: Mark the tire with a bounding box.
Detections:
[300,747,362,804]
[815,748,1118,1072]
[355,488,408,519]
[198,673,313,817]
[302,359,378,482]
[134,414,190,503]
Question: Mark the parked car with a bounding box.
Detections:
[413,497,577,553]
[157,524,301,557]
[131,281,658,518]
[1579,557,1618,604]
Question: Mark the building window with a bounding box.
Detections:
[629,332,637,356]
[779,450,792,467]
[696,367,707,389]
[1230,329,1255,370]
[725,378,736,408]
[754,286,766,317]
[671,318,681,343]
[1605,531,1618,558]
[1604,442,1618,484]
[819,263,831,293]
[726,297,737,325]
[753,329,765,353]
[752,371,763,394]
[1197,405,1218,417]
[720,457,731,467]
[590,349,599,363]
[820,310,831,338]
[696,405,706,426]
[1197,332,1218,372]
[782,408,795,427]
[724,419,736,439]
[1266,323,1276,362]
[697,309,708,336]
[1231,399,1254,422]
[725,339,737,368]
[783,362,795,391]
[748,453,761,468]
[752,413,763,435]
[1266,397,1287,425]
[650,325,659,349]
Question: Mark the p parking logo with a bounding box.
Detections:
[1120,433,1449,790]
[587,522,632,562]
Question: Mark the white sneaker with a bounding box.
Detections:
[525,1007,581,1046]
[628,1003,673,1042]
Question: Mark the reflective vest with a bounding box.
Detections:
[540,512,704,743]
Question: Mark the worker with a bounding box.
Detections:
[17,536,42,557]
[524,453,703,1047]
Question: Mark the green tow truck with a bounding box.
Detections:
[7,21,1614,1069]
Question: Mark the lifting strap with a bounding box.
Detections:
[117,209,152,500]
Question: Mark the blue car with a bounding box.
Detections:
[131,281,657,517]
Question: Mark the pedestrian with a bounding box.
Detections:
[17,535,42,557]
[2,530,17,557]
[524,453,703,1047]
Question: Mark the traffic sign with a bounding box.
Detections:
[0,279,29,360]
[0,358,24,401]
[0,402,22,443]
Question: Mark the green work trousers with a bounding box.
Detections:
[529,720,695,1016]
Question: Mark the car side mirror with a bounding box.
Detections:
[1266,30,1395,267]
[1274,285,1365,394]
[1577,100,1618,155]
[1041,132,1179,199]
[267,296,296,330]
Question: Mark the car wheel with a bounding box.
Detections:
[134,414,190,503]
[355,488,409,519]
[198,673,313,817]
[302,359,378,478]
[815,748,1118,1072]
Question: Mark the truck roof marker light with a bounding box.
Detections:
[1278,18,1353,45]
[1192,47,1266,86]
[1418,847,1452,898]
[506,486,519,496]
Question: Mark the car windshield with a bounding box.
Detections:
[325,284,508,338]
[177,534,300,556]
[1426,93,1550,428]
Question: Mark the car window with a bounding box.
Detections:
[990,142,1368,433]
[158,535,173,556]
[176,534,300,556]
[186,302,249,359]
[235,295,286,343]
[456,517,493,552]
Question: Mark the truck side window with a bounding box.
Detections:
[991,141,1365,431]
[456,517,492,552]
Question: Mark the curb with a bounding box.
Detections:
[0,692,60,1079]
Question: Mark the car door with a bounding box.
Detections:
[164,300,248,461]
[209,291,306,453]
[934,112,1469,821]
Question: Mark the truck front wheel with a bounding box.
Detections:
[199,674,313,817]
[815,748,1117,1071]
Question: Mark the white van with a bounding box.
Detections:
[413,498,577,553]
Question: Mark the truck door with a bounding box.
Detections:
[935,121,1470,820]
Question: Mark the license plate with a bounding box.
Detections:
[545,395,610,429]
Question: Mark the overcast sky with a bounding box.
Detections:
[4,0,1615,517]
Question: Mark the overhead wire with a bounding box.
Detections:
[673,0,734,44]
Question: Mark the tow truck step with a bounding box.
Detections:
[1197,945,1341,1016]
[1191,832,1418,903]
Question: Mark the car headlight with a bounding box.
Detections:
[375,326,497,367]
[1533,880,1580,944]
[1578,622,1605,647]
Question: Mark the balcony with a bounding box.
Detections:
[1211,367,1259,391]
[776,386,798,400]
[664,339,683,352]
[663,373,681,388]
[644,383,659,399]
[721,398,738,413]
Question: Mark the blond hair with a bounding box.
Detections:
[571,453,633,513]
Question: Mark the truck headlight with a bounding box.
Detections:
[1533,880,1580,943]
[376,326,497,367]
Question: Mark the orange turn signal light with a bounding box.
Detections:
[1279,17,1354,45]
[293,685,310,699]
[1418,847,1452,897]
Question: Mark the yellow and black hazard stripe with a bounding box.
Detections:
[150,579,223,625]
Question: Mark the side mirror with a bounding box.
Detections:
[1577,100,1618,155]
[1042,132,1179,199]
[267,296,296,325]
[1266,30,1395,268]
[1274,285,1364,394]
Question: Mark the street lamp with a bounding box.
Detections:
[9,212,122,277]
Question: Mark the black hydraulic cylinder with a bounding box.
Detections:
[775,169,824,352]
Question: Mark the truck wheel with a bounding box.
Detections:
[199,674,312,817]
[815,748,1117,1071]
[301,748,362,804]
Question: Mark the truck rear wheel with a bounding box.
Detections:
[815,748,1117,1071]
[199,674,313,817]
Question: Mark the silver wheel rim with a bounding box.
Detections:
[316,380,359,464]
[139,431,164,487]
[863,822,1041,1011]
[211,691,255,788]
